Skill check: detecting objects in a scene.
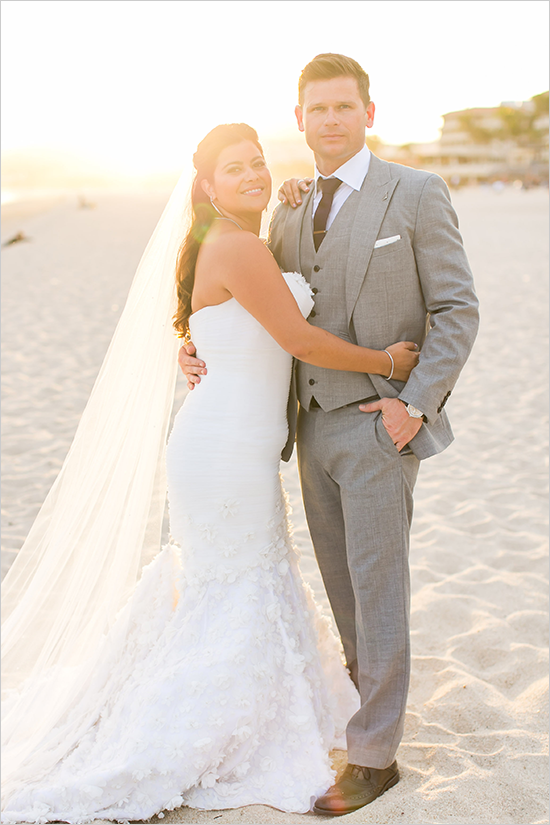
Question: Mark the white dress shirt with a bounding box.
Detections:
[313,144,371,230]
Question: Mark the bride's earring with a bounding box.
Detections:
[209,196,224,217]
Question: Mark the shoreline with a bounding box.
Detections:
[1,193,69,222]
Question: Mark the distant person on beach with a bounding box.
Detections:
[2,122,422,820]
[180,53,479,815]
[2,231,29,247]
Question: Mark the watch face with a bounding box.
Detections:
[407,404,423,418]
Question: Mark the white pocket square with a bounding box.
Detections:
[374,235,401,249]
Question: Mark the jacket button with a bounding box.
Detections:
[312,287,319,294]
[313,265,321,272]
[310,310,317,317]
[309,379,316,385]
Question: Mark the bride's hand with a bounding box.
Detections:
[384,341,420,381]
[278,178,313,208]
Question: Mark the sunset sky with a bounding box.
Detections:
[2,0,549,178]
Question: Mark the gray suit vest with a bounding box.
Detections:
[296,193,378,411]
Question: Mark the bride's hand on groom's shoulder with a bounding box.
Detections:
[278,178,313,208]
[178,342,206,390]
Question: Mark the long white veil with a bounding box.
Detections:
[1,171,191,798]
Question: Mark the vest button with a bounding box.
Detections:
[312,287,319,294]
[309,379,316,385]
[313,265,321,272]
[310,310,316,317]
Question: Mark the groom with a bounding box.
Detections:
[181,53,479,815]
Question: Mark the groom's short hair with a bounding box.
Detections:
[298,53,371,108]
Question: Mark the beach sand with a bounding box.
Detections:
[1,186,548,824]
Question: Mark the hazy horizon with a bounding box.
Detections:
[2,0,548,189]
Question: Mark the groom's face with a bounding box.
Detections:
[295,76,375,174]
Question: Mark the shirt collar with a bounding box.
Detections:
[314,144,371,194]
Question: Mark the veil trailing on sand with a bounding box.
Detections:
[1,172,191,798]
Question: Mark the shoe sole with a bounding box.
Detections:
[312,770,399,816]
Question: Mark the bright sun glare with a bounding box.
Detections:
[1,0,548,180]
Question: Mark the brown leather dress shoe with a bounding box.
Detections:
[313,761,399,816]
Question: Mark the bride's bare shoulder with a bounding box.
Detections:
[205,227,276,272]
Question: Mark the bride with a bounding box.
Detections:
[1,123,419,822]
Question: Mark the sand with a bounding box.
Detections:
[1,186,548,824]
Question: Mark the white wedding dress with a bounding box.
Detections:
[2,272,359,823]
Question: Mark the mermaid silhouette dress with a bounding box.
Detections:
[2,272,359,822]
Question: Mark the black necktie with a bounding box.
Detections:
[313,177,342,252]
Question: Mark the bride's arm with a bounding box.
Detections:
[215,232,418,378]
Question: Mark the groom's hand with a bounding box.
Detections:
[178,341,207,390]
[359,397,422,452]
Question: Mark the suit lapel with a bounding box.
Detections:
[345,155,399,322]
[282,187,315,272]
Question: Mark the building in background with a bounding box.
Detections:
[374,92,549,187]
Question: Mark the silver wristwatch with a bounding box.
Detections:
[404,403,424,419]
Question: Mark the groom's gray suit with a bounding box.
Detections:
[268,153,479,769]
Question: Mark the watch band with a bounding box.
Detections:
[401,400,427,422]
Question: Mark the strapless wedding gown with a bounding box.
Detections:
[2,273,359,823]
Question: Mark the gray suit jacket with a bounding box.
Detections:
[268,154,479,461]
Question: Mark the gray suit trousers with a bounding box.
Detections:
[297,402,419,769]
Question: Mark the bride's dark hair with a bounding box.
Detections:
[173,123,264,337]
